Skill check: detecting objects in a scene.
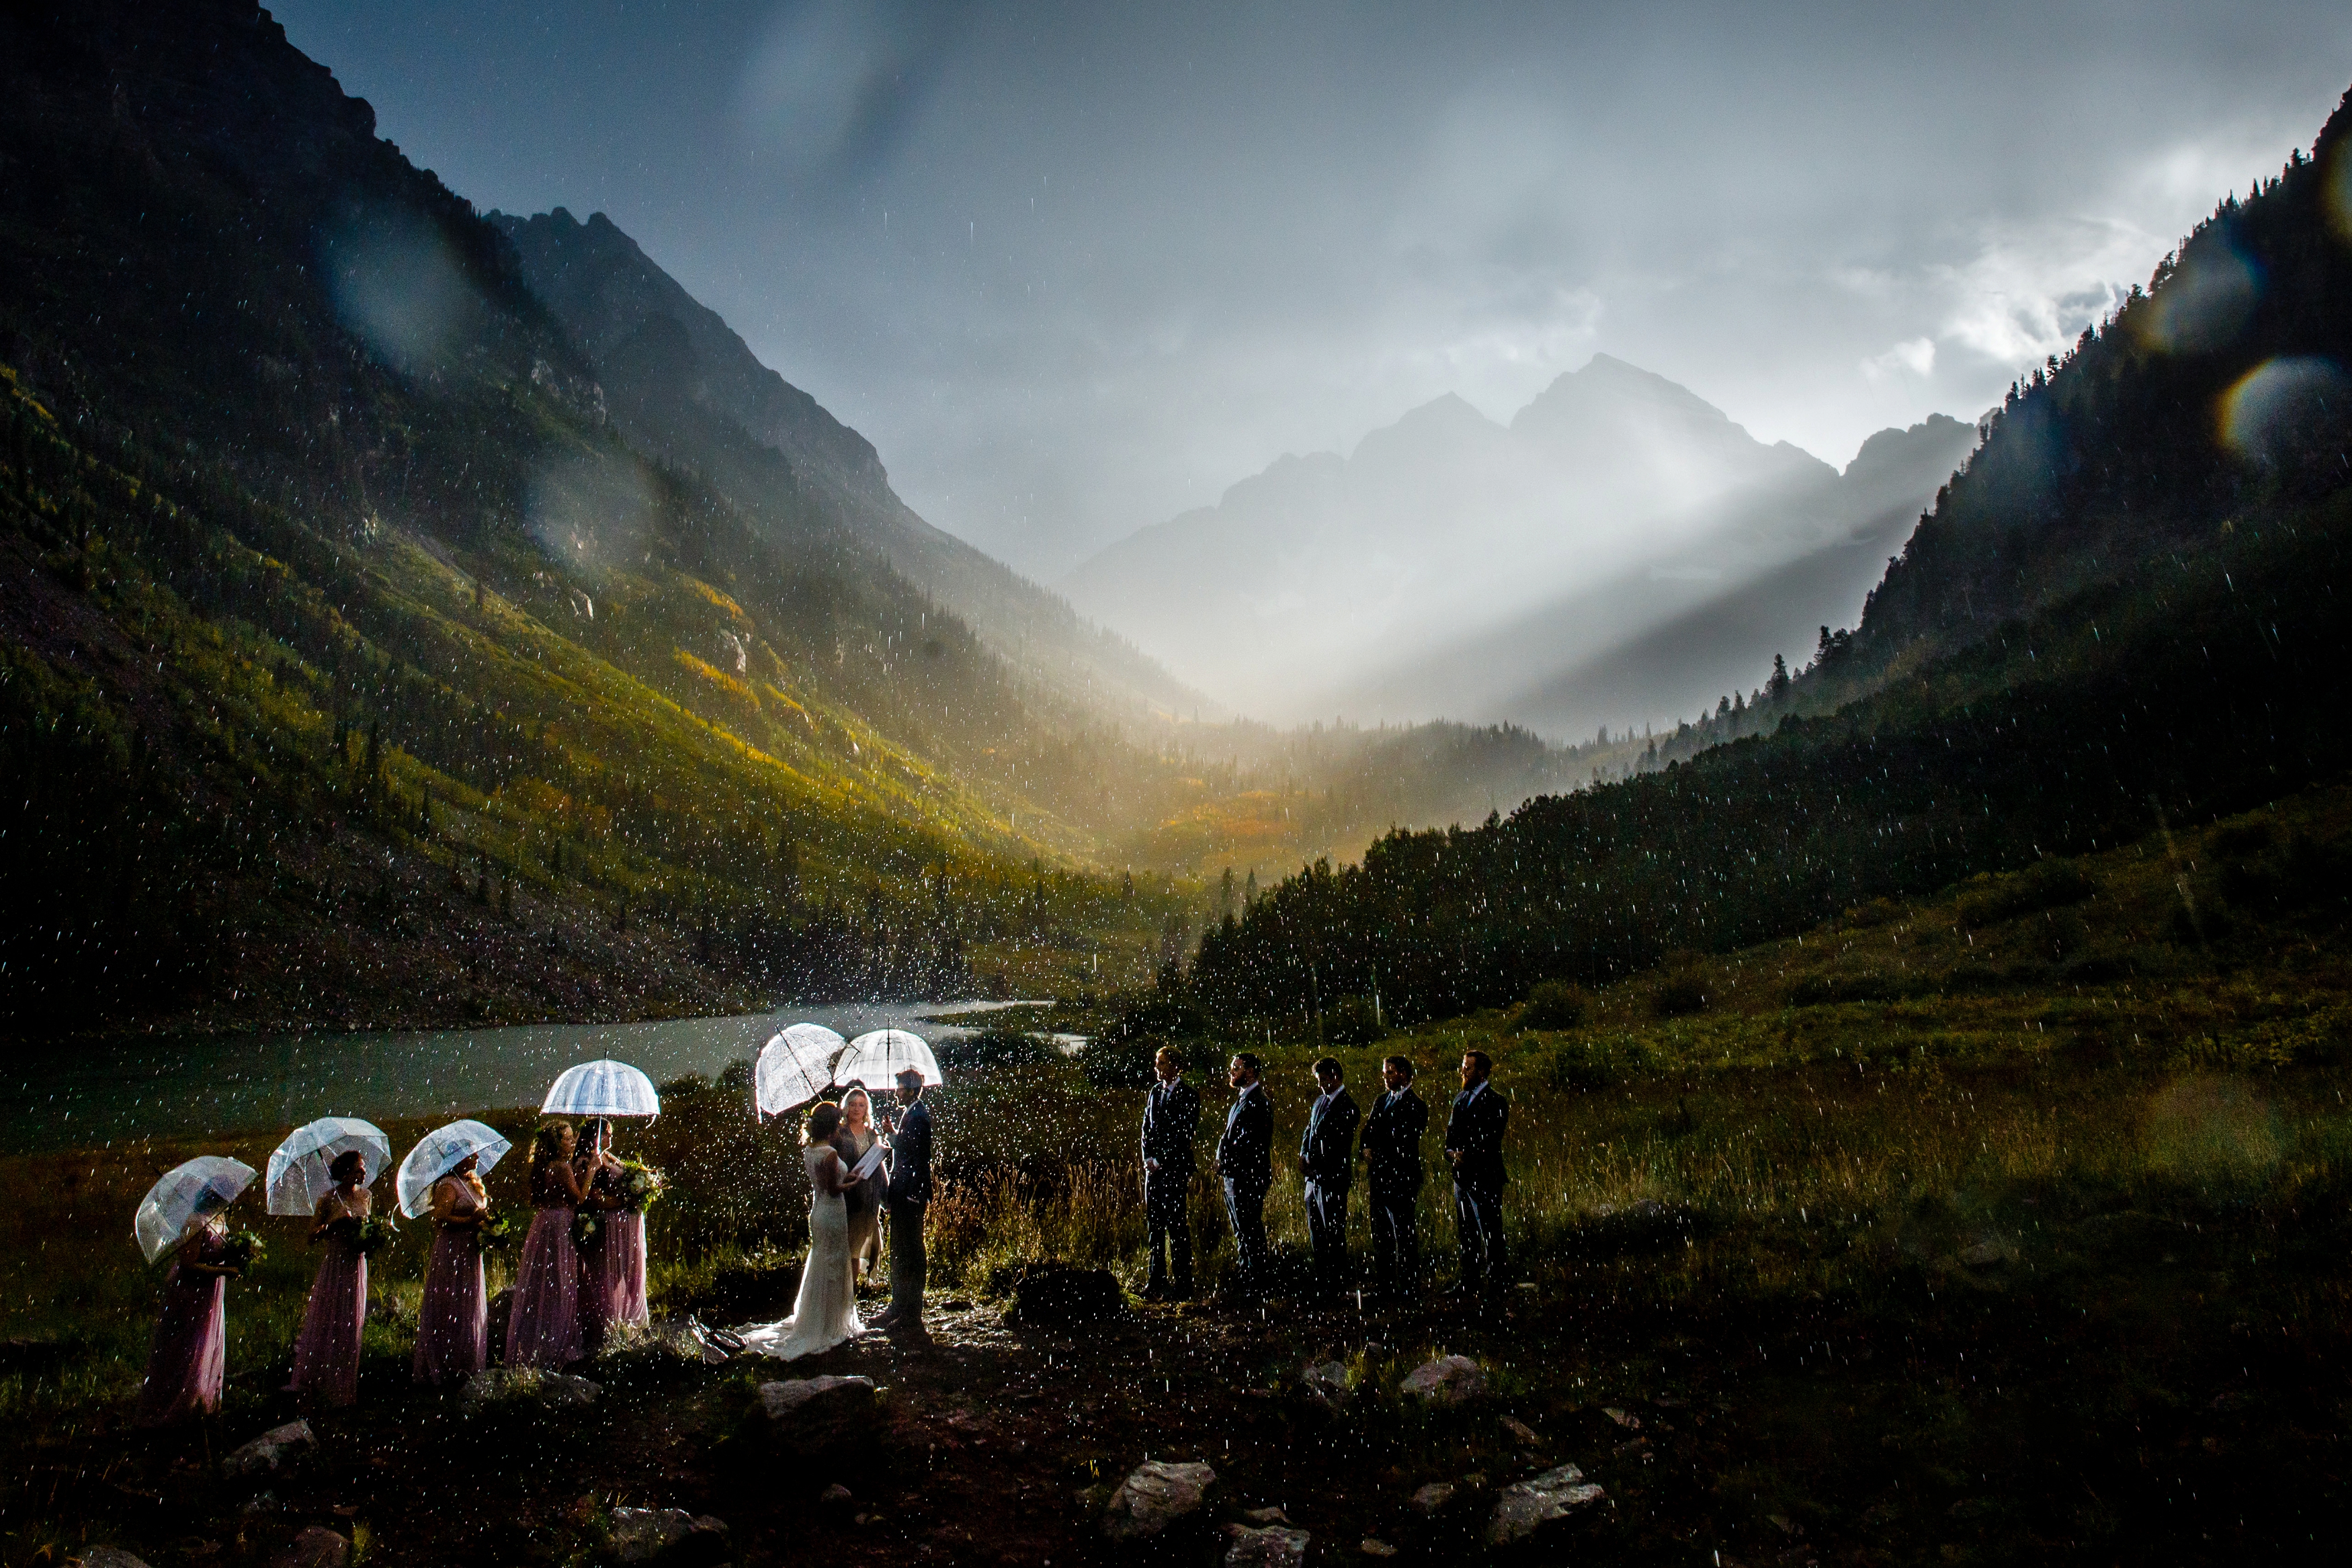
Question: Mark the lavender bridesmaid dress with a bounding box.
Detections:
[505,1168,583,1368]
[287,1197,368,1406]
[134,1220,228,1426]
[579,1162,650,1343]
[413,1177,487,1385]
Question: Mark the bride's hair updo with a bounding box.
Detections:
[802,1102,843,1145]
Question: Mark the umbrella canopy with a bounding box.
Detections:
[265,1117,391,1217]
[756,1023,848,1116]
[396,1119,513,1219]
[136,1156,256,1264]
[836,1028,943,1090]
[542,1059,661,1119]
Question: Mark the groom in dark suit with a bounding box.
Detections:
[1298,1056,1359,1300]
[1359,1053,1428,1300]
[1140,1045,1202,1299]
[1444,1050,1509,1295]
[1214,1052,1273,1301]
[874,1068,933,1332]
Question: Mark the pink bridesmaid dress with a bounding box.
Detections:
[579,1160,650,1345]
[505,1164,583,1368]
[134,1218,229,1426]
[413,1176,489,1385]
[287,1190,369,1406]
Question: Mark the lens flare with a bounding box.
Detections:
[2218,355,2349,464]
[2135,242,2260,354]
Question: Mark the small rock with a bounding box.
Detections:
[760,1375,879,1460]
[268,1527,349,1568]
[1501,1415,1541,1446]
[1602,1406,1640,1429]
[821,1483,854,1504]
[1101,1459,1216,1541]
[1486,1464,1605,1547]
[1408,1482,1456,1515]
[460,1368,600,1415]
[1223,1524,1311,1566]
[1360,1539,1397,1559]
[1461,1472,1487,1489]
[1398,1354,1486,1405]
[606,1508,729,1564]
[239,1491,281,1518]
[1243,1506,1292,1525]
[1959,1240,2007,1268]
[992,1262,1130,1326]
[223,1420,316,1477]
[1302,1360,1353,1405]
[77,1550,153,1568]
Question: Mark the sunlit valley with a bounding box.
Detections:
[5,3,2352,1565]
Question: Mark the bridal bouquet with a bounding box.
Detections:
[474,1210,516,1250]
[351,1215,397,1256]
[218,1229,265,1274]
[615,1159,666,1213]
[572,1209,604,1252]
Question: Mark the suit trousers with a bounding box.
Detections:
[1223,1178,1269,1297]
[1366,1178,1420,1297]
[1144,1168,1193,1293]
[1453,1182,1507,1290]
[885,1196,927,1323]
[1304,1178,1349,1295]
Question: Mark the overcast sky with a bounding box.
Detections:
[274,1,2352,578]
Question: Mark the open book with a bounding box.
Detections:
[851,1141,888,1183]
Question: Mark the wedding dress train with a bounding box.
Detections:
[739,1146,864,1360]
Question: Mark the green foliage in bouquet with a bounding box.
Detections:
[219,1230,265,1274]
[616,1159,666,1213]
[572,1210,604,1252]
[475,1211,517,1251]
[352,1215,398,1256]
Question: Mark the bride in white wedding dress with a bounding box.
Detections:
[739,1101,868,1360]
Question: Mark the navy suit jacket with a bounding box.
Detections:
[885,1098,933,1205]
[1216,1082,1273,1195]
[1361,1086,1429,1193]
[1299,1087,1360,1188]
[1141,1079,1203,1170]
[1443,1082,1509,1194]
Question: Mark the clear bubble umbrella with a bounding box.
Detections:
[756,1024,848,1116]
[396,1119,513,1219]
[265,1117,391,1217]
[542,1059,661,1119]
[135,1156,256,1264]
[835,1029,944,1090]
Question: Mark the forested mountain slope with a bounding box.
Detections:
[1184,85,2352,1028]
[489,207,1202,723]
[0,0,1193,1033]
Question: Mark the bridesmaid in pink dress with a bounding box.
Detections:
[286,1150,372,1407]
[574,1119,626,1350]
[134,1197,238,1426]
[505,1122,591,1368]
[413,1154,492,1385]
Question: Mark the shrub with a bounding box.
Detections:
[1649,972,1708,1019]
[1955,859,2097,929]
[1786,970,1909,1006]
[1517,979,1590,1031]
[1547,1037,1657,1090]
[1325,995,1386,1045]
[939,1027,1056,1070]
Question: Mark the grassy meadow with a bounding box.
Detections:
[5,787,2351,1562]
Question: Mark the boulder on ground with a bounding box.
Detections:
[1101,1459,1216,1541]
[1486,1463,1605,1547]
[1398,1355,1486,1405]
[1302,1360,1353,1406]
[1222,1524,1310,1566]
[267,1526,349,1568]
[460,1368,600,1415]
[991,1262,1129,1327]
[223,1420,315,1477]
[760,1375,878,1459]
[607,1507,730,1564]
[1407,1482,1457,1515]
[76,1549,153,1568]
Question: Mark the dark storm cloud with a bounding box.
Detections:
[276,1,2352,575]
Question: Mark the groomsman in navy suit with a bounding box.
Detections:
[1444,1050,1510,1294]
[1359,1054,1428,1300]
[1140,1045,1202,1299]
[1297,1056,1360,1300]
[1214,1052,1273,1301]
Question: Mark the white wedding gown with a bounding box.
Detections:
[739,1147,864,1360]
